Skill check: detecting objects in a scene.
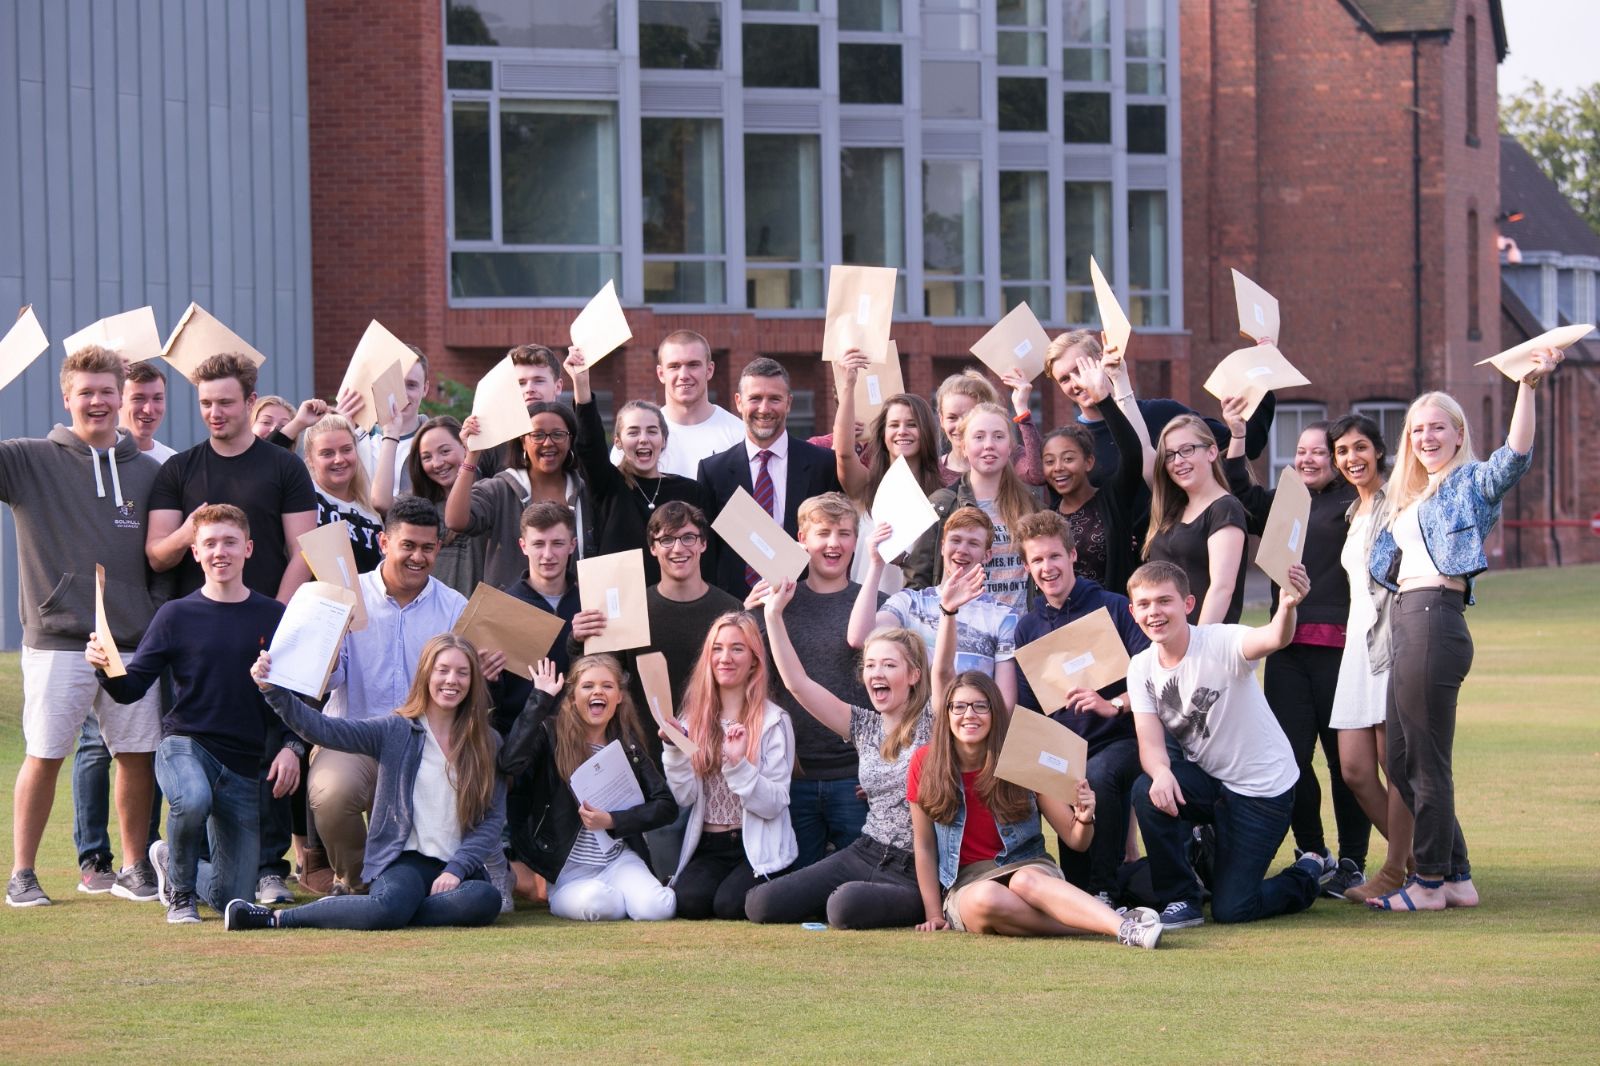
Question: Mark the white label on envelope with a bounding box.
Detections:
[605,588,621,618]
[1254,303,1266,326]
[1247,365,1273,379]
[1061,652,1096,676]
[649,695,661,714]
[1013,338,1033,358]
[865,375,882,406]
[749,533,776,560]
[1287,519,1303,553]
[1037,751,1069,774]
[335,558,352,587]
[856,294,872,325]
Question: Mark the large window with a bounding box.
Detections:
[745,134,822,309]
[1000,172,1049,313]
[642,118,725,304]
[446,1,615,49]
[640,1,721,69]
[998,0,1047,67]
[1128,190,1169,325]
[1064,182,1112,323]
[841,148,905,269]
[923,160,983,317]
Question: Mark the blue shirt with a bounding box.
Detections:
[326,570,467,721]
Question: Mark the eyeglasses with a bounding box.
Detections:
[1163,442,1211,465]
[653,532,704,549]
[949,700,992,717]
[528,430,570,444]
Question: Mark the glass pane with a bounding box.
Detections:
[999,171,1048,282]
[446,0,615,49]
[1062,0,1109,43]
[1063,92,1111,143]
[1130,292,1169,326]
[924,278,982,318]
[644,259,725,304]
[999,77,1047,131]
[1129,190,1168,324]
[1065,288,1096,324]
[447,61,492,90]
[639,1,721,70]
[451,102,491,241]
[1128,104,1166,153]
[744,0,817,10]
[501,101,619,245]
[841,147,904,267]
[1127,0,1166,58]
[743,24,819,88]
[998,31,1046,67]
[452,251,620,299]
[923,60,982,119]
[1063,46,1110,82]
[997,0,1045,28]
[840,0,899,32]
[923,11,979,51]
[923,159,982,275]
[1063,182,1111,287]
[747,268,823,310]
[1003,284,1049,313]
[641,118,724,255]
[744,135,821,263]
[1128,61,1166,95]
[840,43,902,104]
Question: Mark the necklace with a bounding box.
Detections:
[636,476,663,511]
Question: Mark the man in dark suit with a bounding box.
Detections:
[697,356,843,596]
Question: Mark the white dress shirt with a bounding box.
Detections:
[744,432,790,525]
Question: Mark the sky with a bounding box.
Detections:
[1498,0,1600,98]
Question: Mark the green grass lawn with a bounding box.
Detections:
[2,566,1598,1063]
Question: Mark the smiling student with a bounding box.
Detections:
[932,370,1045,488]
[370,415,484,597]
[488,502,584,737]
[303,413,385,573]
[616,331,745,478]
[357,350,430,498]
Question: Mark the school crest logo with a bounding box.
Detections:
[117,499,137,518]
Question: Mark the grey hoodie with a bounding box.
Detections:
[0,426,164,650]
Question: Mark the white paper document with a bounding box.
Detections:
[265,584,355,699]
[568,739,645,851]
[870,456,939,564]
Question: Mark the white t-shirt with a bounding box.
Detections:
[143,439,177,464]
[1127,624,1298,798]
[359,427,417,498]
[612,404,745,479]
[404,720,462,863]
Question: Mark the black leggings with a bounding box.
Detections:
[744,836,921,929]
[672,828,788,921]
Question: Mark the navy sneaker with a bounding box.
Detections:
[225,898,276,931]
[1323,858,1366,899]
[1158,900,1205,928]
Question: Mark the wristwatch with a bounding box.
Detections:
[1109,696,1126,713]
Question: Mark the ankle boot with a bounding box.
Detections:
[1345,862,1406,902]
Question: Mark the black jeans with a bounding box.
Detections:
[1057,735,1142,896]
[1386,588,1473,879]
[673,828,790,920]
[744,835,921,929]
[1264,642,1371,865]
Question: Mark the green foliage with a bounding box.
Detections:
[1501,81,1600,235]
[421,376,474,422]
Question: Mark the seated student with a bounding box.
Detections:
[745,586,932,930]
[498,655,678,922]
[1126,560,1326,928]
[229,635,505,931]
[850,505,1018,708]
[661,612,796,920]
[1010,510,1149,905]
[932,370,1044,488]
[908,670,1161,947]
[489,501,583,737]
[87,505,301,924]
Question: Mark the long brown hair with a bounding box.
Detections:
[916,671,1032,825]
[955,402,1040,535]
[680,612,769,777]
[552,654,649,781]
[862,626,931,762]
[394,634,497,834]
[857,394,943,507]
[1143,414,1228,558]
[405,416,465,504]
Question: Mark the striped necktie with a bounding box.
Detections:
[745,448,775,588]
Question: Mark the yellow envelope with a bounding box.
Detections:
[994,707,1090,804]
[821,264,897,363]
[338,320,420,433]
[577,549,651,655]
[93,564,126,677]
[834,339,905,430]
[462,356,533,453]
[297,520,368,631]
[870,456,939,564]
[368,358,408,431]
[0,306,50,393]
[160,302,266,381]
[63,307,162,364]
[1231,268,1281,343]
[452,582,567,680]
[1089,256,1132,358]
[1476,323,1594,381]
[1012,607,1132,712]
[1202,342,1310,420]
[710,487,811,588]
[1255,466,1311,591]
[569,279,632,368]
[636,651,698,757]
[970,302,1049,382]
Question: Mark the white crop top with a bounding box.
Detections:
[1392,502,1441,583]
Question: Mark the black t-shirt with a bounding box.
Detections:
[150,438,319,597]
[313,488,385,574]
[1148,494,1249,624]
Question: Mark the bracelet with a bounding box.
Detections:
[462,464,479,477]
[1114,392,1134,404]
[1230,432,1246,440]
[1521,374,1541,390]
[381,435,400,444]
[1075,813,1096,826]
[939,604,958,617]
[1012,411,1032,425]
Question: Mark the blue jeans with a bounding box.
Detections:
[1057,736,1142,896]
[276,851,501,930]
[1132,759,1319,924]
[156,736,259,914]
[73,712,164,866]
[257,774,294,879]
[788,777,868,870]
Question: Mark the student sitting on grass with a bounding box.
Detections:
[227,634,505,931]
[908,670,1162,948]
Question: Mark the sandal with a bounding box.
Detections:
[1345,862,1406,903]
[1366,875,1445,912]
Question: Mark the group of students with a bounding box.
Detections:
[4,321,1562,938]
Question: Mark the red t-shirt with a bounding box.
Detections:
[907,746,1005,868]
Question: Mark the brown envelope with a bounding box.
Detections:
[970,302,1049,382]
[1090,257,1132,357]
[451,581,567,680]
[1255,467,1312,591]
[994,706,1090,804]
[1012,607,1132,713]
[368,358,408,430]
[1476,322,1594,381]
[0,306,50,393]
[1202,342,1310,420]
[577,549,651,654]
[833,339,905,428]
[297,520,368,631]
[63,307,162,364]
[94,564,126,677]
[822,264,898,363]
[1231,268,1281,343]
[160,302,266,381]
[636,651,699,757]
[338,320,420,433]
[569,279,632,368]
[462,356,533,453]
[710,487,811,589]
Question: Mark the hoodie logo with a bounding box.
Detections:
[117,499,136,519]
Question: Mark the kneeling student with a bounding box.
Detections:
[1126,561,1326,928]
[226,634,505,931]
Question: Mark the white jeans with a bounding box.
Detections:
[548,848,676,922]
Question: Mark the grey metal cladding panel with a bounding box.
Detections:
[639,79,723,115]
[499,62,619,95]
[998,141,1049,169]
[744,99,822,132]
[1062,153,1115,181]
[921,129,982,157]
[1127,158,1169,187]
[838,115,904,145]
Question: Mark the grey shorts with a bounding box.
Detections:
[22,646,160,759]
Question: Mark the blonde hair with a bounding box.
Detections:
[1382,391,1477,521]
[954,402,1039,536]
[1143,414,1228,558]
[935,369,998,416]
[1044,329,1102,381]
[797,491,859,536]
[303,413,374,511]
[252,395,294,424]
[863,627,931,762]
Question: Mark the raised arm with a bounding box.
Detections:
[931,563,984,706]
[761,579,852,739]
[1098,344,1156,481]
[1239,562,1306,661]
[847,524,899,648]
[1000,369,1045,486]
[251,654,386,758]
[444,417,485,535]
[497,663,562,776]
[567,351,626,499]
[1506,348,1562,456]
[831,349,872,503]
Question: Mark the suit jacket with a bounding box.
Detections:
[697,431,843,596]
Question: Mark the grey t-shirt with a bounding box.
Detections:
[850,703,933,851]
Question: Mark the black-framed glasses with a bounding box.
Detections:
[949,700,992,717]
[654,532,704,549]
[528,430,571,444]
[1163,442,1211,464]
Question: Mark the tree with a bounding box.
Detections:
[1501,82,1600,235]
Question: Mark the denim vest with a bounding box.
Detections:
[934,788,1048,889]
